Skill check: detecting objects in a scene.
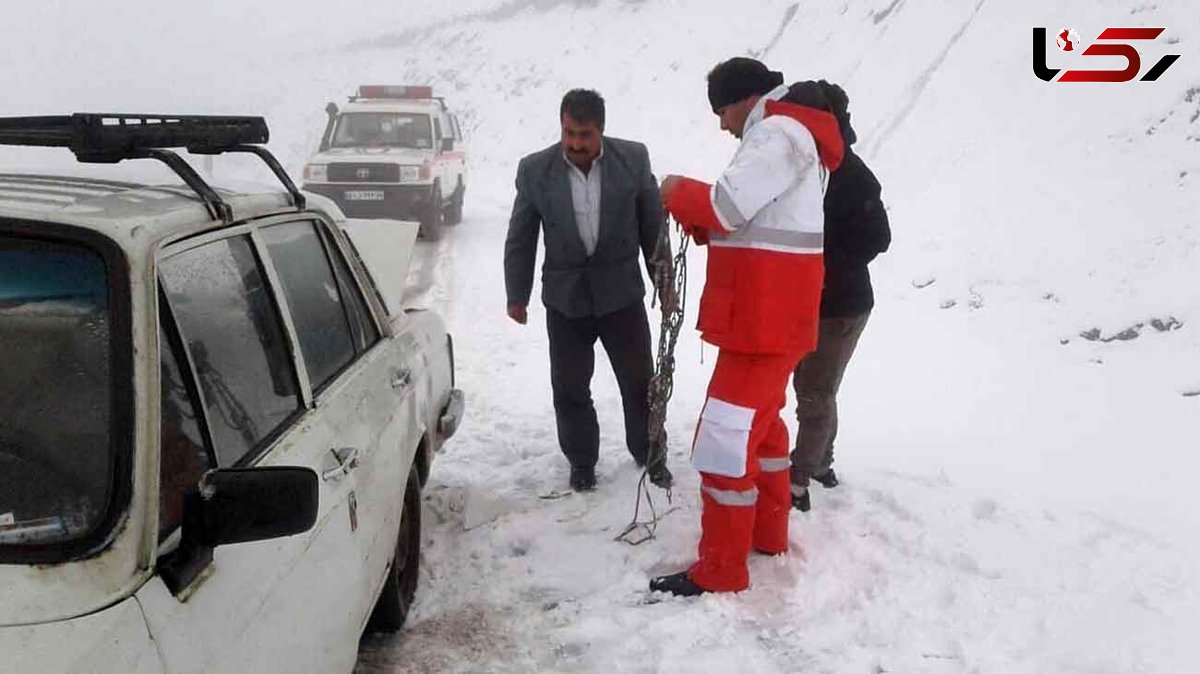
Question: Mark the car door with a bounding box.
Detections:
[450,113,466,184]
[257,217,419,618]
[136,227,367,674]
[430,115,448,191]
[336,214,429,553]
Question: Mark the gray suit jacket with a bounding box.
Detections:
[505,136,668,318]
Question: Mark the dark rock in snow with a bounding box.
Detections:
[1149,316,1183,332]
[1107,326,1142,342]
[1078,316,1183,343]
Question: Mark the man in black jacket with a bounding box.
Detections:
[783,81,892,511]
[505,89,673,492]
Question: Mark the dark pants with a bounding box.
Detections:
[790,312,870,489]
[546,302,654,469]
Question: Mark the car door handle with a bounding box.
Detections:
[322,447,360,482]
[390,368,413,390]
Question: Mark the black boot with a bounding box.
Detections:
[813,469,839,489]
[791,485,811,512]
[570,466,596,491]
[649,571,707,597]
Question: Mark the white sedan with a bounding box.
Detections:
[0,113,463,674]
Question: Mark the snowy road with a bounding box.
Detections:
[354,203,1199,673]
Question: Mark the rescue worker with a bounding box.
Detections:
[783,80,892,512]
[650,58,845,596]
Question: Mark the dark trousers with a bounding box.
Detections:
[546,302,654,469]
[790,312,870,488]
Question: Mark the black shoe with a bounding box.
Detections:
[569,466,596,492]
[791,485,811,512]
[647,461,673,489]
[649,571,707,597]
[813,469,839,489]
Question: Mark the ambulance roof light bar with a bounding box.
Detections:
[351,85,436,101]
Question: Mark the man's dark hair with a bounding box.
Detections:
[560,89,605,130]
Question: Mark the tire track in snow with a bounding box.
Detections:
[862,0,987,160]
[341,0,608,53]
[749,3,800,60]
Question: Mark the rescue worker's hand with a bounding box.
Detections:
[507,304,528,325]
[673,217,707,245]
[659,175,683,211]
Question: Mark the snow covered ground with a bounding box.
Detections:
[4,0,1199,671]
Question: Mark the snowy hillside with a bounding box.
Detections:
[3,0,1199,671]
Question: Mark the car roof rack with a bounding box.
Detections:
[0,114,305,223]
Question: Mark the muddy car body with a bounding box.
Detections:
[0,114,463,673]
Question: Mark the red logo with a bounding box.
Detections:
[1033,27,1181,82]
[1056,28,1079,52]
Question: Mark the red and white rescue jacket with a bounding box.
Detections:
[667,84,845,355]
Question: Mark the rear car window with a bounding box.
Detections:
[0,235,114,548]
[160,236,301,466]
[321,226,380,353]
[261,221,357,391]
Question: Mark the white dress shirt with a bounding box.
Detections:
[564,145,603,256]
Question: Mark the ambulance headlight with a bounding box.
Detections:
[303,163,327,182]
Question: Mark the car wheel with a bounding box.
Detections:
[419,186,444,240]
[366,468,422,632]
[445,183,464,225]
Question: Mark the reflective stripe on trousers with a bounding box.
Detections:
[701,485,758,507]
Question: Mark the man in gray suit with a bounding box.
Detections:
[505,89,672,492]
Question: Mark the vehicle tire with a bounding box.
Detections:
[418,185,444,241]
[445,182,464,225]
[365,468,422,632]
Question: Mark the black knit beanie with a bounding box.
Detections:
[707,57,785,112]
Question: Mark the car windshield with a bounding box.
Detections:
[331,112,433,150]
[0,235,114,548]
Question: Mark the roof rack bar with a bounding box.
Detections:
[0,114,300,223]
[199,144,306,211]
[134,149,233,223]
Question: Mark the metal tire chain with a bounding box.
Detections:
[616,216,689,545]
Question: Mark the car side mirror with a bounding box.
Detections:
[159,467,318,595]
[194,467,319,547]
[320,102,340,152]
[441,137,454,152]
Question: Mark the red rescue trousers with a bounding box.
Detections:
[688,349,804,592]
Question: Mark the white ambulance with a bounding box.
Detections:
[302,86,468,241]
